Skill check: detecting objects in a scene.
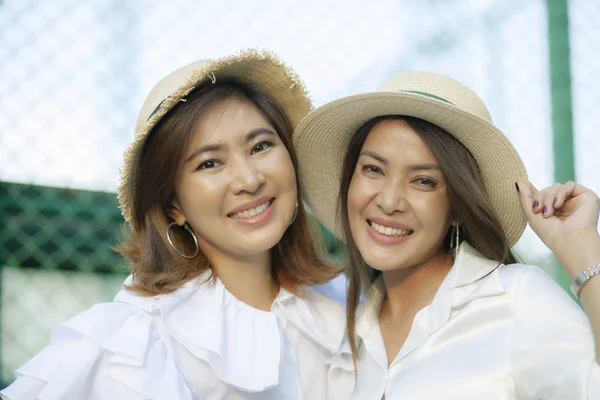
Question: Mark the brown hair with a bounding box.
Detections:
[117,79,339,296]
[340,115,517,368]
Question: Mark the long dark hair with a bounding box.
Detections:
[340,115,517,368]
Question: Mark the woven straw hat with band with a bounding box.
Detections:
[117,49,311,225]
[293,71,528,247]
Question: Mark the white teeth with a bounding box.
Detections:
[231,201,270,219]
[371,222,412,237]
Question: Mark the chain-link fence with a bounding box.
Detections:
[1,0,599,388]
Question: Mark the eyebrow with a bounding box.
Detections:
[407,164,441,171]
[184,127,277,163]
[359,150,388,165]
[245,127,277,143]
[359,151,440,171]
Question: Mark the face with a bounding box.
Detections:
[170,96,297,261]
[347,119,453,272]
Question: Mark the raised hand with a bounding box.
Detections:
[516,180,600,278]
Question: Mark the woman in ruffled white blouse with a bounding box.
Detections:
[293,71,600,398]
[1,50,353,400]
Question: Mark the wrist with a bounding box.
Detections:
[570,264,600,299]
[554,231,600,279]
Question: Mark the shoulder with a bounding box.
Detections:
[113,273,203,312]
[497,263,586,322]
[500,268,597,399]
[2,297,193,400]
[498,263,571,298]
[309,273,348,308]
[282,279,353,371]
[300,275,348,331]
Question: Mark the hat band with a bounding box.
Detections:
[398,90,454,105]
[147,97,170,121]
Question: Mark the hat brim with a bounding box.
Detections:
[293,91,527,247]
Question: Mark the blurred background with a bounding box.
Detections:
[1,0,598,388]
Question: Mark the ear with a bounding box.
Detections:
[169,197,187,226]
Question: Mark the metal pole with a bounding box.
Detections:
[546,0,576,297]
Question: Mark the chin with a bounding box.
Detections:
[361,246,419,271]
[249,230,288,251]
[360,253,396,272]
[367,261,404,272]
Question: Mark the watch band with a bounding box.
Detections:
[570,264,600,298]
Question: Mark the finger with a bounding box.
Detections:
[516,179,537,219]
[552,186,567,210]
[551,181,575,210]
[564,180,594,199]
[530,183,559,215]
[539,183,564,218]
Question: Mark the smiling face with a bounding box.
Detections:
[346,119,453,272]
[170,95,297,261]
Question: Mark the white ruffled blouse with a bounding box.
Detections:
[1,272,353,400]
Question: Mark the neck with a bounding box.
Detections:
[206,247,278,312]
[380,251,453,322]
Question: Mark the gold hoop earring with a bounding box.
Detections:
[166,222,199,259]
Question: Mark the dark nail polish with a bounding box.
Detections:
[515,182,520,192]
[543,206,548,215]
[533,201,539,209]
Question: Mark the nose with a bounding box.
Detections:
[376,180,408,215]
[230,153,266,194]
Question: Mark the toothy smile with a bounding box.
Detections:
[229,200,273,219]
[368,221,413,237]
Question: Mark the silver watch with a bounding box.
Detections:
[570,264,600,298]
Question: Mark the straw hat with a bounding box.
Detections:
[117,49,312,224]
[293,71,527,247]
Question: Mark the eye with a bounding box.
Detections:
[361,164,383,175]
[413,177,437,188]
[251,141,273,155]
[197,159,223,170]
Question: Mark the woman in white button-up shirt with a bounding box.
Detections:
[1,50,353,400]
[293,71,600,399]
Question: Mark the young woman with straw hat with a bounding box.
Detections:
[293,71,600,398]
[1,50,353,400]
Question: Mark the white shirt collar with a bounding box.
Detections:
[356,242,505,341]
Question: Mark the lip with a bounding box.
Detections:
[228,196,275,215]
[368,217,412,231]
[228,198,275,226]
[366,219,413,245]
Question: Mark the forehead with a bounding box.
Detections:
[192,96,271,145]
[362,119,438,163]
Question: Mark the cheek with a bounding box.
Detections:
[193,175,226,193]
[348,172,376,204]
[264,149,296,184]
[347,174,367,219]
[177,174,224,213]
[417,192,451,229]
[281,153,297,188]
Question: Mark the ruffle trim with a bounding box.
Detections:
[2,302,193,400]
